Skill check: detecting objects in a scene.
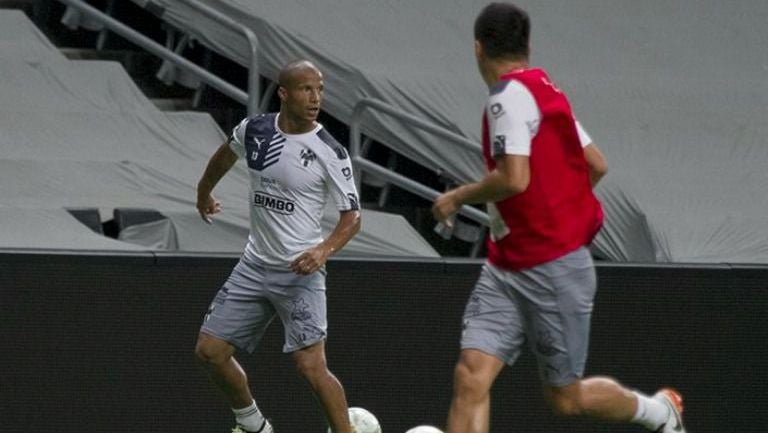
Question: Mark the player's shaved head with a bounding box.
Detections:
[276,59,324,132]
[278,60,322,88]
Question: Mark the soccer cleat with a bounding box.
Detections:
[231,418,274,433]
[653,388,686,433]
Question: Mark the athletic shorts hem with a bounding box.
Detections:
[460,342,512,365]
[283,335,327,354]
[544,373,582,387]
[199,327,252,354]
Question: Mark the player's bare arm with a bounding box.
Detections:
[432,154,529,225]
[291,210,361,275]
[196,139,238,223]
[583,143,608,187]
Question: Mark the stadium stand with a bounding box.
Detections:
[0,8,439,257]
[56,0,768,263]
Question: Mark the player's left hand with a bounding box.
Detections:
[290,245,331,275]
[197,193,222,224]
[432,191,460,228]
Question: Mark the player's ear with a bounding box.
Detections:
[277,85,288,101]
[474,40,483,60]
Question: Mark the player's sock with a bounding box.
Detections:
[631,391,670,431]
[232,400,267,432]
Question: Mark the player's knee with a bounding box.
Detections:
[194,341,220,365]
[547,389,585,417]
[293,350,328,380]
[194,334,232,366]
[550,396,584,417]
[452,362,491,398]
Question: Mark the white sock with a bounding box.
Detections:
[631,391,670,431]
[232,400,267,432]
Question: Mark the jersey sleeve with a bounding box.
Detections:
[574,120,593,148]
[325,146,360,211]
[487,80,540,157]
[227,117,249,159]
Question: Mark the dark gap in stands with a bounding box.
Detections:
[102,219,119,239]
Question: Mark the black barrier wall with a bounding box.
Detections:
[1,252,766,433]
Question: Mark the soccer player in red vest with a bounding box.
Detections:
[432,3,686,433]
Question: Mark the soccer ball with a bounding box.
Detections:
[328,407,381,433]
[404,426,444,433]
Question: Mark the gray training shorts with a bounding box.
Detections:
[200,258,328,353]
[461,246,597,386]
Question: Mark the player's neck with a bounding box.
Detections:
[484,58,530,86]
[277,112,317,135]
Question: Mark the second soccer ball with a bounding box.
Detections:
[405,426,444,433]
[328,407,381,433]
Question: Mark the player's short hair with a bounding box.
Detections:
[278,60,321,88]
[474,2,530,60]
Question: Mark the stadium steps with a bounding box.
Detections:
[24,3,477,257]
[60,46,197,109]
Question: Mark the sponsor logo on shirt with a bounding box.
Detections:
[490,102,505,118]
[260,176,280,188]
[341,167,352,181]
[253,191,295,215]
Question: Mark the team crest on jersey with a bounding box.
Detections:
[300,148,317,167]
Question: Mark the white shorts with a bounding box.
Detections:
[201,258,327,353]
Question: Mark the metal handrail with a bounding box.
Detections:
[353,158,489,226]
[56,0,260,115]
[181,0,260,115]
[350,98,488,226]
[350,98,480,159]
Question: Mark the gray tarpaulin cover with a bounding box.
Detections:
[0,11,439,257]
[0,10,66,61]
[115,0,768,263]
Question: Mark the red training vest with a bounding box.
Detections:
[482,68,603,270]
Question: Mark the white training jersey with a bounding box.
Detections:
[486,79,593,156]
[228,113,359,268]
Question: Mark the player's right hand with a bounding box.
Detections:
[196,193,222,224]
[432,191,460,228]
